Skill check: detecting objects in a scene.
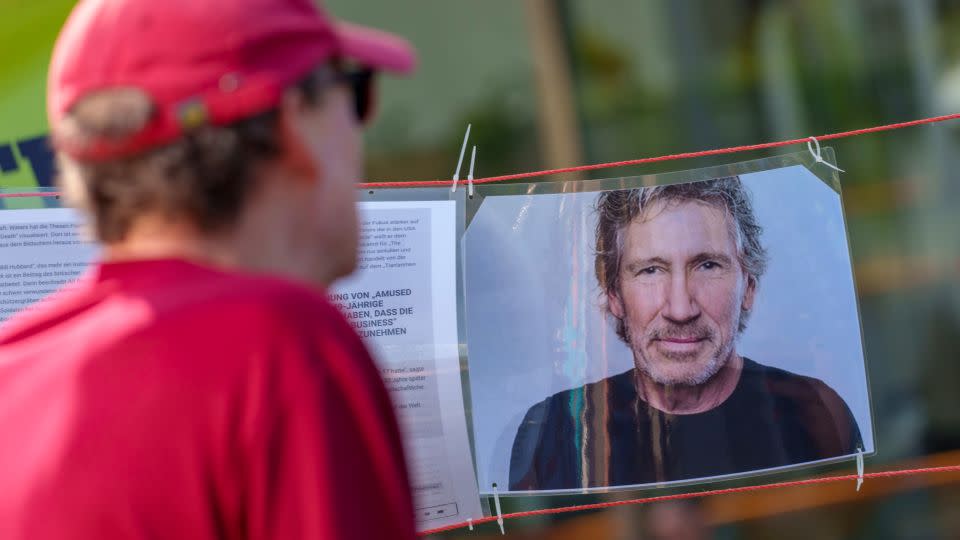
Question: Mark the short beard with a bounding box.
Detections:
[625,320,738,387]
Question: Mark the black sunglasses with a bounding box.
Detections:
[338,68,375,124]
[304,64,376,124]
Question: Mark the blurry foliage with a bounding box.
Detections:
[366,78,540,182]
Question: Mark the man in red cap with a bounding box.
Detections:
[0,0,418,539]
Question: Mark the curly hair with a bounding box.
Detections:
[594,177,768,339]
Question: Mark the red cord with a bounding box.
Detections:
[418,464,960,536]
[3,112,958,199]
[361,111,960,189]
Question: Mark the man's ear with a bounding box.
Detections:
[276,89,320,185]
[742,274,757,312]
[607,289,625,319]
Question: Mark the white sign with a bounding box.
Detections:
[0,208,97,324]
[332,200,482,530]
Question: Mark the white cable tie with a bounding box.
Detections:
[451,124,472,193]
[467,518,473,531]
[467,145,477,197]
[492,483,505,535]
[856,446,864,492]
[807,136,845,173]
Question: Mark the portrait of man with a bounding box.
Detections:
[508,176,863,491]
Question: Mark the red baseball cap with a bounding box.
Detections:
[48,0,416,161]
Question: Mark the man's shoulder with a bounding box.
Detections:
[153,270,363,361]
[158,264,325,309]
[509,370,636,490]
[740,358,862,455]
[92,267,346,350]
[740,358,853,421]
[522,369,635,424]
[1,264,354,360]
[175,270,340,327]
[743,358,839,396]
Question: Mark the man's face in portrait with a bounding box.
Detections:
[608,200,756,386]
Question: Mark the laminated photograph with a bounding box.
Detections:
[464,153,874,495]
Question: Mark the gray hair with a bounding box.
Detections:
[594,176,768,339]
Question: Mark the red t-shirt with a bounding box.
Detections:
[0,259,416,540]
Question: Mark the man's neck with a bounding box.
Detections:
[100,206,335,288]
[635,354,744,415]
[103,220,236,267]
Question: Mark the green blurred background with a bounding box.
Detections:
[3,0,960,538]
